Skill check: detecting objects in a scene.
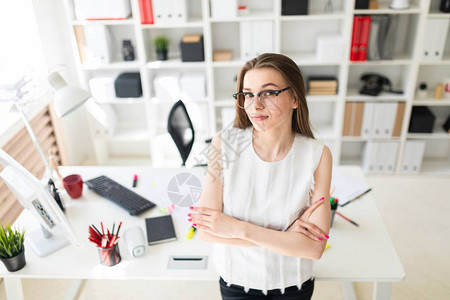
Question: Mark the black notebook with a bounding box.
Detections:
[145,215,177,245]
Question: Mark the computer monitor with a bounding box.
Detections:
[0,148,80,257]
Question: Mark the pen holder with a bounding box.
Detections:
[97,244,121,267]
[330,198,338,227]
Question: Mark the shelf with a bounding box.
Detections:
[346,88,408,101]
[418,158,450,175]
[215,100,235,107]
[72,18,135,26]
[419,51,450,65]
[349,55,413,66]
[306,95,339,102]
[141,18,204,28]
[94,98,147,104]
[354,4,421,14]
[280,11,346,21]
[147,59,206,69]
[428,11,450,18]
[212,60,246,67]
[413,99,450,106]
[407,123,450,139]
[312,125,336,140]
[283,52,342,66]
[341,136,401,142]
[81,60,140,70]
[210,11,274,23]
[103,127,149,142]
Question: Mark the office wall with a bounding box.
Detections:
[31,0,94,165]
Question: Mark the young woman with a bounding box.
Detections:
[189,53,332,299]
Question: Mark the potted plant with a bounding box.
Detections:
[0,222,26,272]
[153,35,169,61]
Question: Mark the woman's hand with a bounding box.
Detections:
[287,197,329,242]
[188,207,243,239]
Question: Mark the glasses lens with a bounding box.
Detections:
[260,92,277,107]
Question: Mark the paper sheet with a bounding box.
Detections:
[330,170,371,206]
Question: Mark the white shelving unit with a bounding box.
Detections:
[62,0,450,175]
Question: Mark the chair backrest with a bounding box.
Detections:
[167,100,195,166]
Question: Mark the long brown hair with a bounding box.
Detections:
[233,53,314,139]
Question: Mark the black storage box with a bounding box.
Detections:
[114,73,142,98]
[355,0,370,9]
[180,34,204,62]
[282,0,308,15]
[443,114,450,132]
[408,106,436,133]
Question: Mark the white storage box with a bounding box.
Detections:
[316,33,344,62]
[89,78,115,103]
[74,0,131,20]
[180,73,206,100]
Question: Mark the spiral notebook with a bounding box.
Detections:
[145,215,177,245]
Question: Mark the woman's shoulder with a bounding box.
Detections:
[295,134,324,149]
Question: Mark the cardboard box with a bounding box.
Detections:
[213,50,233,61]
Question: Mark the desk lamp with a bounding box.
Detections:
[1,71,91,183]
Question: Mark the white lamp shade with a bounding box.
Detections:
[48,72,91,118]
[54,85,90,118]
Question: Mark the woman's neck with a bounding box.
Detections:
[252,127,295,162]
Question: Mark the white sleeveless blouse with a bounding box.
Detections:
[213,126,324,293]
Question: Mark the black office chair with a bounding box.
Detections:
[167,100,195,166]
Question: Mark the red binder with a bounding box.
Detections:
[359,16,371,61]
[350,16,363,61]
[138,0,147,24]
[145,0,154,25]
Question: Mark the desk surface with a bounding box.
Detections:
[0,166,404,283]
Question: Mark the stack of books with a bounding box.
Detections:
[307,76,338,95]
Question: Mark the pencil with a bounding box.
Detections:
[330,186,335,196]
[336,211,359,227]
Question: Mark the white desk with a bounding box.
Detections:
[0,166,404,300]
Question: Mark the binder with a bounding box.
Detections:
[83,25,112,65]
[73,26,88,64]
[138,0,147,24]
[371,103,383,138]
[376,142,390,173]
[342,102,353,136]
[422,19,450,61]
[144,0,154,24]
[386,142,399,173]
[361,102,374,138]
[359,16,371,61]
[363,141,378,173]
[379,102,398,138]
[173,0,187,24]
[353,102,364,136]
[367,16,381,60]
[400,140,426,174]
[240,22,252,61]
[350,16,363,61]
[381,15,399,60]
[253,21,273,56]
[392,102,405,137]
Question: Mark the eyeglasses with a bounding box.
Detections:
[232,87,291,109]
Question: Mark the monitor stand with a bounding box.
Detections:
[26,226,69,257]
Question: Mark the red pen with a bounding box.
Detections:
[336,211,359,227]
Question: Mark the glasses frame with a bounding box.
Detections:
[232,87,291,109]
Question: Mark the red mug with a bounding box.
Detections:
[63,174,83,199]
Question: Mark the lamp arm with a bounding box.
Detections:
[14,102,54,179]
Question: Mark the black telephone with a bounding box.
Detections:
[360,73,403,96]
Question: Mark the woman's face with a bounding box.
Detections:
[243,68,297,133]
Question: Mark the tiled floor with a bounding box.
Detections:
[1,174,449,300]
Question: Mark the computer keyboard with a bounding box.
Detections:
[85,175,156,216]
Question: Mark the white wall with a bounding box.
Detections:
[31,0,95,165]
